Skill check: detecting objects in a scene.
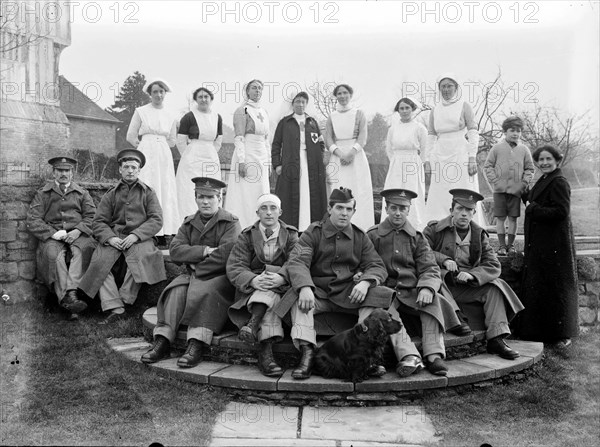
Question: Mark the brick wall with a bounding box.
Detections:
[68,117,118,157]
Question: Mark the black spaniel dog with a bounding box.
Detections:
[314,308,403,383]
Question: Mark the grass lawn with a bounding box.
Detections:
[423,327,600,446]
[571,187,600,236]
[1,300,228,446]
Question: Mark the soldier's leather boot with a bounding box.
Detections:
[239,314,262,343]
[258,341,283,377]
[141,335,170,364]
[177,338,205,368]
[292,344,315,380]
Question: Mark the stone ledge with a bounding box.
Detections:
[109,337,543,406]
[141,307,487,364]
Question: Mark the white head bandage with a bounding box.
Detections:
[256,193,281,210]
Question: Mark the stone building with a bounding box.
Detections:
[1,0,71,181]
[58,75,120,157]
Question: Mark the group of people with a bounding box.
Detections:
[124,74,488,235]
[25,74,579,381]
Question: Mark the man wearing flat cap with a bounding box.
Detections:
[79,149,166,324]
[367,188,469,376]
[423,189,524,360]
[227,193,298,377]
[27,156,96,317]
[275,187,394,379]
[142,177,241,367]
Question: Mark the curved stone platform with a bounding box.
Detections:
[107,308,547,406]
[141,307,488,363]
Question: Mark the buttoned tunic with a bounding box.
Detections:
[227,220,298,328]
[367,218,461,331]
[78,179,166,298]
[157,208,241,331]
[275,218,393,319]
[422,216,524,319]
[27,181,97,286]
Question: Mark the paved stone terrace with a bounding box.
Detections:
[109,308,544,406]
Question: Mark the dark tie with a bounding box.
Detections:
[265,228,273,239]
[60,185,67,194]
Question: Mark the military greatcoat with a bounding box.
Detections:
[274,217,393,319]
[78,179,166,298]
[156,208,241,332]
[422,215,524,320]
[367,218,461,331]
[227,220,298,328]
[26,181,97,287]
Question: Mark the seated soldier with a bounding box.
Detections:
[78,149,167,324]
[423,189,525,360]
[141,177,241,367]
[367,188,464,376]
[26,156,96,319]
[227,194,298,377]
[274,187,395,380]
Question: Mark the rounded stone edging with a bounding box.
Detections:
[111,333,544,406]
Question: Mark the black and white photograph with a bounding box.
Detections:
[1,1,599,445]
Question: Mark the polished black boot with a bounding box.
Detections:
[141,335,170,364]
[257,341,283,377]
[292,344,315,380]
[177,338,206,368]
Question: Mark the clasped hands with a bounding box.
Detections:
[443,259,474,283]
[52,228,81,244]
[334,148,356,166]
[107,234,139,251]
[250,272,286,291]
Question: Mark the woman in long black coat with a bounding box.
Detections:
[272,92,327,231]
[517,145,578,346]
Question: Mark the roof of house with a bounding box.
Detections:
[58,75,120,124]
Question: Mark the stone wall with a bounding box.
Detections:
[0,180,113,301]
[68,117,118,157]
[577,256,600,328]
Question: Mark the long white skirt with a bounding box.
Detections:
[423,131,485,226]
[137,134,180,235]
[297,148,311,231]
[175,139,221,221]
[225,134,271,228]
[382,150,427,229]
[327,138,374,230]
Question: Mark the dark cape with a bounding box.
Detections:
[271,113,328,227]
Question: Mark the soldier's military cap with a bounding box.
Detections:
[329,187,354,204]
[192,177,227,194]
[48,157,77,169]
[117,149,146,168]
[449,188,484,209]
[380,188,418,206]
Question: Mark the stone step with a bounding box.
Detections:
[141,307,488,362]
[109,336,543,404]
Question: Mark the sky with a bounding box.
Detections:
[58,0,599,130]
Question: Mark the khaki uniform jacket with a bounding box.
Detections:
[78,179,166,298]
[227,220,298,327]
[274,217,393,318]
[367,218,461,331]
[26,181,97,286]
[422,216,524,318]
